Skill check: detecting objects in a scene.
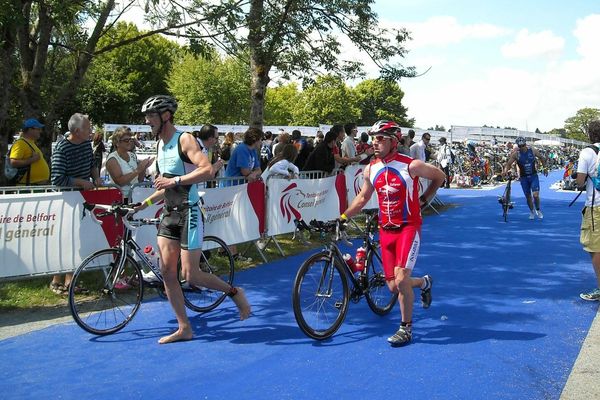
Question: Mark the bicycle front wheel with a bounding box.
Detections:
[182,236,235,313]
[69,248,143,335]
[365,246,396,315]
[292,251,349,340]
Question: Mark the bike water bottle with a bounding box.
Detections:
[343,253,357,273]
[144,245,160,270]
[355,247,366,272]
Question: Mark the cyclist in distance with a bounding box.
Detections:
[340,120,445,347]
[502,136,548,220]
[136,95,251,344]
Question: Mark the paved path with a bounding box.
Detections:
[0,171,598,399]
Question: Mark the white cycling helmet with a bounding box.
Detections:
[141,95,178,114]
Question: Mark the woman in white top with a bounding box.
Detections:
[105,126,154,201]
[261,143,299,181]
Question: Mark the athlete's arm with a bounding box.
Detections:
[409,159,446,204]
[502,152,517,175]
[154,133,212,190]
[342,164,375,218]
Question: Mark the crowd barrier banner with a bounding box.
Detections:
[130,181,265,250]
[0,188,122,279]
[344,164,379,209]
[266,175,345,236]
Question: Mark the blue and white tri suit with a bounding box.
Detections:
[156,131,204,250]
[517,148,540,194]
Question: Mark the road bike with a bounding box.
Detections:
[498,174,515,222]
[68,202,234,335]
[291,210,395,340]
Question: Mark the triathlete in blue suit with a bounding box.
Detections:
[503,137,548,220]
[136,95,251,344]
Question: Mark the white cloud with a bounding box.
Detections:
[501,29,564,59]
[574,14,600,61]
[398,16,510,50]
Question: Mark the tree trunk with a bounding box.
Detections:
[0,2,20,186]
[247,0,271,131]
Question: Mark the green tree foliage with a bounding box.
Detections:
[353,79,414,127]
[427,125,446,132]
[168,52,251,124]
[78,22,181,124]
[547,128,566,137]
[564,108,600,141]
[264,83,300,125]
[180,0,414,128]
[292,75,360,125]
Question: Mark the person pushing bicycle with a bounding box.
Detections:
[502,137,548,220]
[340,120,445,347]
[135,95,251,344]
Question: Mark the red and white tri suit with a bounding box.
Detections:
[369,152,422,280]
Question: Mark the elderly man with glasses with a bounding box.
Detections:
[502,136,548,220]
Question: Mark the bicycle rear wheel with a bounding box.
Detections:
[181,236,235,313]
[292,251,349,340]
[364,246,395,315]
[69,248,143,335]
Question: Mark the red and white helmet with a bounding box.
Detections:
[369,120,402,140]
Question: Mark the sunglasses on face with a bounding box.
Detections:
[424,137,431,141]
[120,138,133,143]
[373,135,391,143]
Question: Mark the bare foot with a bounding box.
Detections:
[158,328,193,344]
[231,287,251,320]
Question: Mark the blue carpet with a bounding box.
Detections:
[0,171,597,400]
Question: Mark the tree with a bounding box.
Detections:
[353,79,413,127]
[292,75,360,126]
[547,128,566,137]
[427,125,446,132]
[178,0,415,129]
[78,22,181,124]
[168,52,251,124]
[264,83,300,126]
[0,0,239,179]
[564,108,600,141]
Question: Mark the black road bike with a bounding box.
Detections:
[68,202,234,335]
[291,210,395,340]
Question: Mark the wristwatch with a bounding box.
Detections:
[174,176,181,186]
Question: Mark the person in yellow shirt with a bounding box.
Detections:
[9,118,50,185]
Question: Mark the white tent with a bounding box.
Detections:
[534,139,563,146]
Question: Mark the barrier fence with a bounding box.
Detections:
[0,167,431,281]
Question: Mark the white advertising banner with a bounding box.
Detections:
[0,190,121,279]
[344,164,379,210]
[266,176,344,236]
[130,183,263,249]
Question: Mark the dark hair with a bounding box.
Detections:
[199,124,218,141]
[324,130,338,144]
[408,129,415,138]
[329,124,344,137]
[360,132,369,143]
[589,120,600,143]
[291,129,302,140]
[344,123,357,136]
[244,127,263,145]
[264,131,273,140]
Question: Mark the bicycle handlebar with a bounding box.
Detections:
[83,202,160,230]
[293,218,353,247]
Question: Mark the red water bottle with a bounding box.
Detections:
[144,245,160,269]
[355,247,366,272]
[343,253,357,273]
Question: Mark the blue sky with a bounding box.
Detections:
[367,0,600,132]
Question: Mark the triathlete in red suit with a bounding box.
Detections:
[341,120,445,347]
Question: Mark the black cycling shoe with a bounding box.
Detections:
[421,275,433,309]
